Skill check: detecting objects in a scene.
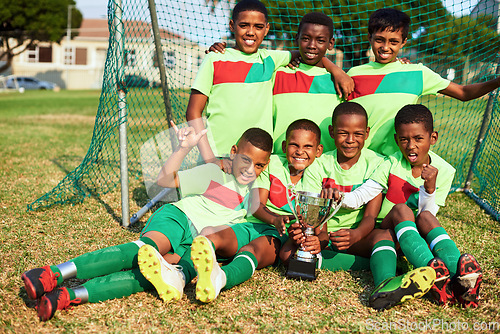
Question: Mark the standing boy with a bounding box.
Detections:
[189,1,352,161]
[280,102,385,272]
[21,125,272,321]
[347,8,500,156]
[139,119,323,303]
[272,12,343,153]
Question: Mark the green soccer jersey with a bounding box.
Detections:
[303,149,385,231]
[192,48,291,157]
[272,63,342,154]
[370,150,455,219]
[347,62,450,156]
[246,154,317,224]
[173,163,253,233]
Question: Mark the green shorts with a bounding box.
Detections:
[141,204,194,258]
[230,222,289,251]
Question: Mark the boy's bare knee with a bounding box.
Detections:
[416,210,440,235]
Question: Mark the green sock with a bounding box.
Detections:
[69,237,157,280]
[371,240,397,287]
[426,227,461,276]
[178,249,196,283]
[82,268,153,303]
[395,221,433,268]
[222,251,257,290]
[320,249,370,271]
[49,265,64,285]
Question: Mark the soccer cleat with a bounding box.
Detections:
[138,244,185,303]
[22,266,60,300]
[427,258,455,305]
[37,287,81,321]
[191,235,226,303]
[369,266,436,311]
[452,253,482,308]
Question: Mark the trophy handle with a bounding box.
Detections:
[321,191,345,227]
[285,183,299,223]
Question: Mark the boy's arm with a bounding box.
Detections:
[439,78,500,102]
[185,89,217,163]
[418,163,439,215]
[329,192,383,251]
[323,179,384,209]
[251,188,294,236]
[321,57,354,99]
[157,122,208,188]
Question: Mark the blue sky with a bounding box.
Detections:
[75,0,480,19]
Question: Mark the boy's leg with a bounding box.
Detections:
[320,247,370,272]
[367,229,435,311]
[386,204,434,268]
[37,268,154,321]
[192,223,283,303]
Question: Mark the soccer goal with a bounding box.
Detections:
[28,0,500,225]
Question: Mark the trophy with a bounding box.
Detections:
[285,184,343,280]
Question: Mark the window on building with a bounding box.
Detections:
[125,49,136,67]
[64,47,87,65]
[27,46,53,63]
[153,50,176,69]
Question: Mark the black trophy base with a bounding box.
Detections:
[285,257,317,281]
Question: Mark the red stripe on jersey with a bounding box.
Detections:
[202,180,245,209]
[347,75,385,100]
[213,60,254,85]
[273,71,314,95]
[385,173,418,204]
[268,174,294,208]
[322,178,353,192]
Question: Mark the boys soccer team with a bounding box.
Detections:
[22,0,500,321]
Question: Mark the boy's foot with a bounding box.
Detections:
[138,244,185,303]
[37,287,82,321]
[191,235,226,303]
[369,266,436,311]
[427,258,455,305]
[22,266,59,300]
[452,253,482,308]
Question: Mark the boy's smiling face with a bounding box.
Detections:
[329,113,369,164]
[395,122,438,167]
[230,140,270,185]
[282,129,323,175]
[230,10,269,54]
[369,28,407,64]
[296,23,334,67]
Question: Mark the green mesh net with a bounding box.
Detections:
[28,0,500,221]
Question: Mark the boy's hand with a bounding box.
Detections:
[219,157,232,174]
[272,215,294,236]
[287,222,305,247]
[329,228,361,251]
[205,41,226,54]
[171,121,207,149]
[287,56,301,69]
[397,57,411,64]
[334,71,354,99]
[421,164,438,194]
[320,187,341,201]
[302,235,321,255]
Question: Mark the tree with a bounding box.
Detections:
[0,0,82,73]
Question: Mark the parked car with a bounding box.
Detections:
[6,76,59,90]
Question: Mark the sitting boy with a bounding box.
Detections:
[187,0,351,162]
[137,119,323,303]
[21,125,272,321]
[347,8,500,156]
[341,104,482,310]
[280,102,385,272]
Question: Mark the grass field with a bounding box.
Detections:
[1,90,500,333]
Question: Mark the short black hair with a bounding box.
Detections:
[394,104,434,133]
[238,127,273,153]
[232,0,268,22]
[368,8,411,41]
[285,119,321,144]
[332,102,368,126]
[297,12,334,40]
